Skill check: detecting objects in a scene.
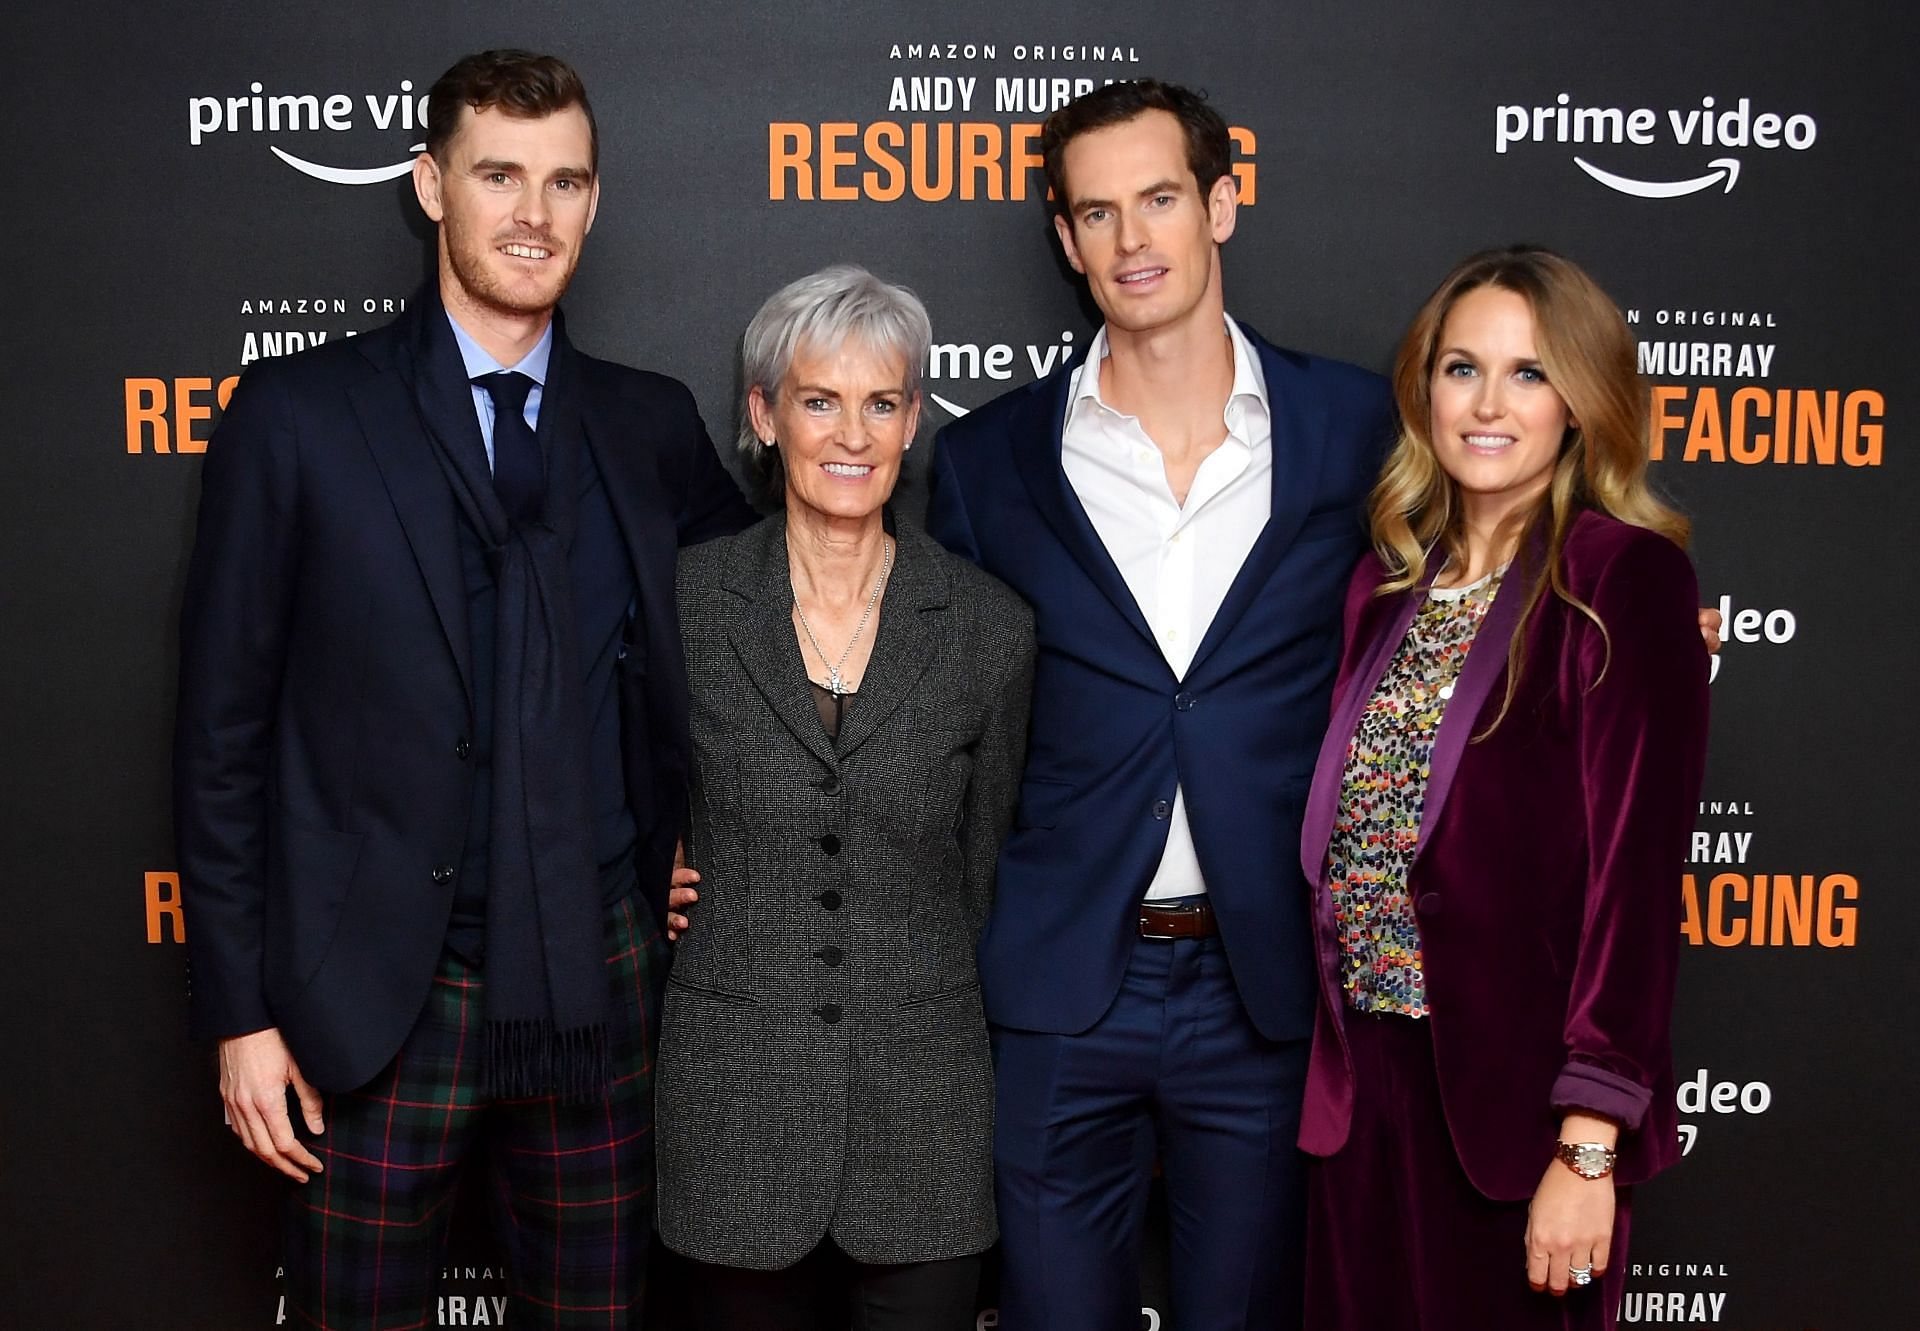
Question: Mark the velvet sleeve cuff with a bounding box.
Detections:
[1550,1061,1653,1130]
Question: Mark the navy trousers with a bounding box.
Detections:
[990,928,1312,1331]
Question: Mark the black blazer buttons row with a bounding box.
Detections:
[817,889,843,911]
[431,864,455,885]
[814,945,845,968]
[813,1003,843,1025]
[819,833,842,856]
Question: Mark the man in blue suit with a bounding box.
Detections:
[175,51,751,1327]
[926,81,1393,1331]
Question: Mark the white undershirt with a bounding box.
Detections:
[1060,315,1273,901]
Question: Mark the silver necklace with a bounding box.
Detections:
[793,536,893,696]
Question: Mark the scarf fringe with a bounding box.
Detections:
[485,1020,612,1103]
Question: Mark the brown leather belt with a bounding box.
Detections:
[1138,898,1217,940]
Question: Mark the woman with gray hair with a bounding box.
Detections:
[655,264,1035,1329]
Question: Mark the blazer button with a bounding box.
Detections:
[814,945,845,968]
[820,833,842,856]
[1152,800,1172,820]
[455,737,472,760]
[1417,892,1444,916]
[818,889,843,911]
[814,1003,843,1025]
[817,774,841,795]
[432,864,455,885]
[1174,691,1196,712]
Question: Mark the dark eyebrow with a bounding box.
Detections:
[1136,178,1183,199]
[469,158,593,183]
[792,383,841,398]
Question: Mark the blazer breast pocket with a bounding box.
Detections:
[1291,507,1363,546]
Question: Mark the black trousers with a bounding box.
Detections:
[688,1239,982,1331]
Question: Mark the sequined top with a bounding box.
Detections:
[1326,568,1504,1017]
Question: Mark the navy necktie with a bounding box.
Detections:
[476,371,544,522]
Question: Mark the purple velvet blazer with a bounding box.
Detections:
[1297,510,1710,1200]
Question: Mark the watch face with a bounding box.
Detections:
[1565,1143,1613,1175]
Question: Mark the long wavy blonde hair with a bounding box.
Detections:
[1371,246,1688,732]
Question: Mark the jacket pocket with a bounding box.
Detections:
[1292,506,1362,545]
[664,975,759,1006]
[1015,776,1076,830]
[262,805,365,1008]
[897,977,982,1009]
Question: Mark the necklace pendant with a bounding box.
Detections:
[827,668,845,696]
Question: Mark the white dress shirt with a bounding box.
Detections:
[1060,315,1273,901]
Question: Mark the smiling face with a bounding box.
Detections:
[749,338,920,528]
[414,102,599,323]
[1428,285,1575,531]
[1052,109,1236,340]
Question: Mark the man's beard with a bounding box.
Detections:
[445,223,579,317]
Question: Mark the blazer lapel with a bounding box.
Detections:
[1008,359,1158,651]
[1298,577,1425,887]
[832,522,947,761]
[1188,325,1330,679]
[721,516,838,769]
[1412,551,1531,868]
[567,329,678,622]
[349,299,477,704]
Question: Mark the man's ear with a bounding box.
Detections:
[412,151,445,223]
[1207,172,1239,245]
[1053,212,1086,275]
[585,175,601,235]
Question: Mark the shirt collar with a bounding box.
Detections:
[446,309,554,387]
[1068,313,1270,438]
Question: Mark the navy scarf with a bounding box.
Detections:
[402,292,609,1099]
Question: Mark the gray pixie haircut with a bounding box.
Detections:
[737,264,933,504]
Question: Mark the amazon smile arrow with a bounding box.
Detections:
[1573,156,1742,198]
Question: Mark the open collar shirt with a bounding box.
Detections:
[1060,314,1273,901]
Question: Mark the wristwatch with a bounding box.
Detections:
[1556,1140,1618,1179]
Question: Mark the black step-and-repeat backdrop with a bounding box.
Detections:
[7,3,1916,1327]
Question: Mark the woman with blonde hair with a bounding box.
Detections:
[1297,246,1709,1329]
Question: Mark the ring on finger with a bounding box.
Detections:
[1568,1264,1594,1287]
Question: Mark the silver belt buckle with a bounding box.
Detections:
[1138,907,1179,941]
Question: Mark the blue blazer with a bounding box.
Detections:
[173,289,753,1090]
[926,322,1393,1040]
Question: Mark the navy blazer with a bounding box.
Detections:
[173,290,753,1091]
[926,322,1393,1040]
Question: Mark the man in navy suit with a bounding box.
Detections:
[174,50,750,1328]
[926,81,1394,1331]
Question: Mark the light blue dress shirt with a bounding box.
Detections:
[446,312,554,472]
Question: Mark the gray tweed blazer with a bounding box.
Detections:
[656,511,1034,1269]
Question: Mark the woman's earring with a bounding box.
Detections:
[762,437,777,448]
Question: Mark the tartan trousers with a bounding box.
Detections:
[283,896,663,1330]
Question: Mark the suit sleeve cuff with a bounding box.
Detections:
[1550,1061,1653,1131]
[187,968,274,1044]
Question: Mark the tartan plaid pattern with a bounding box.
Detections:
[283,897,663,1330]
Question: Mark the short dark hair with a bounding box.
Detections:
[1041,80,1232,221]
[425,50,598,173]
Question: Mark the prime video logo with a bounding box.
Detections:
[1494,94,1817,198]
[187,80,428,185]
